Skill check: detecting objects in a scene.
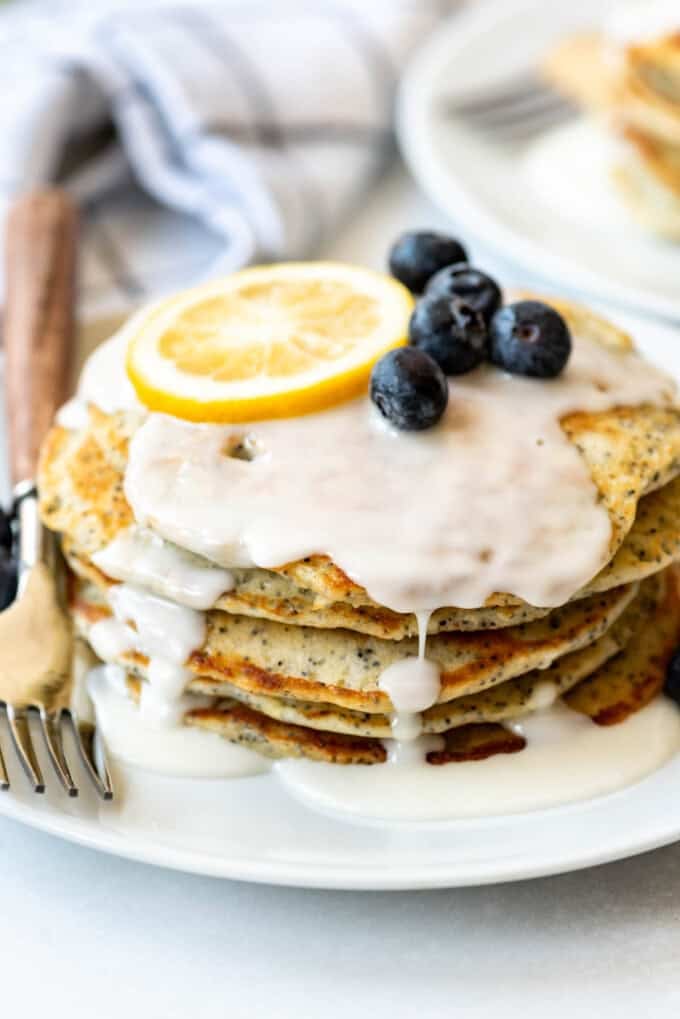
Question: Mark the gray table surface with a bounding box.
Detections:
[1,166,679,1018]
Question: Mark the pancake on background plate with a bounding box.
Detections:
[544,2,680,238]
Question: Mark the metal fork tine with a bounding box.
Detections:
[67,713,113,800]
[462,90,574,128]
[0,729,9,790]
[454,85,559,120]
[444,70,543,115]
[5,703,44,793]
[38,707,78,797]
[441,66,578,144]
[488,102,577,142]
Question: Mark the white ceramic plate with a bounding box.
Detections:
[2,747,680,890]
[3,312,680,890]
[397,0,680,322]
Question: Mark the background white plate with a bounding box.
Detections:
[397,0,680,322]
[3,303,680,891]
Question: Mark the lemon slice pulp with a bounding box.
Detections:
[126,262,414,422]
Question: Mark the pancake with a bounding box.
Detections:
[186,702,526,766]
[118,672,524,765]
[544,31,680,236]
[565,566,680,724]
[63,539,556,636]
[619,35,680,145]
[38,298,680,630]
[73,573,655,739]
[184,695,387,765]
[71,575,637,713]
[544,31,680,146]
[425,725,527,765]
[542,32,621,115]
[62,538,557,635]
[424,571,660,732]
[612,127,680,238]
[582,473,680,594]
[102,570,677,766]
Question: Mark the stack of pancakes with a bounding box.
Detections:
[38,300,680,766]
[544,14,680,238]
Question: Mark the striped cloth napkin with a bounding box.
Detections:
[0,0,458,313]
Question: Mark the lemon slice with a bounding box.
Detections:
[126,262,414,422]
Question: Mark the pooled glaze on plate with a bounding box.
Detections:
[276,699,680,821]
[87,664,266,778]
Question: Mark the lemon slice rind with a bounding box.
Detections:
[125,262,413,423]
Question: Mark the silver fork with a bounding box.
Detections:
[441,68,578,143]
[0,191,113,800]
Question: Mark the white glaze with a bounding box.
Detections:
[77,313,145,414]
[93,526,234,609]
[108,584,204,664]
[87,665,268,778]
[56,398,91,431]
[523,678,558,712]
[379,610,442,758]
[276,699,680,822]
[69,640,98,724]
[385,734,444,767]
[142,660,192,727]
[55,309,147,430]
[109,584,204,728]
[88,618,135,662]
[125,334,674,613]
[89,584,206,729]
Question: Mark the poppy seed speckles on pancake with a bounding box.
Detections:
[62,540,556,636]
[71,576,637,714]
[84,577,658,742]
[565,569,680,725]
[90,569,679,765]
[122,672,528,766]
[185,705,527,766]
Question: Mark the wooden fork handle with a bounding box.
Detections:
[5,191,77,486]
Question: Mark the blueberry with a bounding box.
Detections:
[388,231,468,294]
[0,508,13,555]
[409,295,487,375]
[489,300,572,378]
[370,347,448,431]
[425,265,502,324]
[665,648,680,705]
[0,558,17,611]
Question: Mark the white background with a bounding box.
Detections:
[2,165,680,1018]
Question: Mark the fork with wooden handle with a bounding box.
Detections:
[0,190,112,799]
